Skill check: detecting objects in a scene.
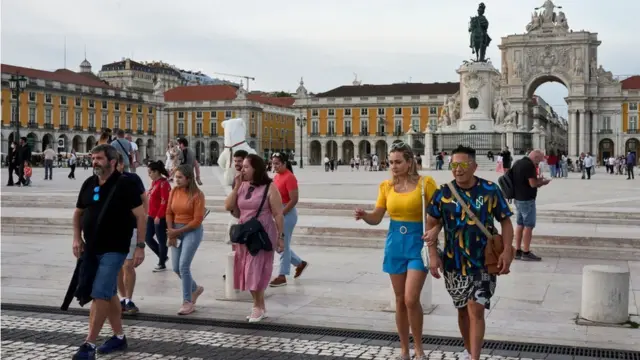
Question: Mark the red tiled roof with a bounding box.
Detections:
[621,75,640,90]
[316,82,460,98]
[164,85,294,108]
[1,64,113,89]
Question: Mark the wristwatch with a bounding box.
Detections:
[135,242,146,249]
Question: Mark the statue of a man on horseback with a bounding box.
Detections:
[469,2,492,62]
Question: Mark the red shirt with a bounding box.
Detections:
[148,177,171,218]
[546,155,558,166]
[273,170,298,204]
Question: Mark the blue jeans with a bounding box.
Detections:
[279,207,302,276]
[44,159,53,179]
[550,166,557,177]
[515,200,537,228]
[145,216,168,266]
[91,252,127,300]
[170,223,203,302]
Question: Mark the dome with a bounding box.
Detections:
[79,59,92,73]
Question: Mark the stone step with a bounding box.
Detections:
[2,208,639,261]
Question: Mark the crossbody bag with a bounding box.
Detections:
[228,183,273,252]
[446,182,514,275]
[113,139,133,165]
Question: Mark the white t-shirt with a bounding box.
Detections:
[130,141,138,162]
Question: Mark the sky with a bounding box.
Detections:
[2,0,639,118]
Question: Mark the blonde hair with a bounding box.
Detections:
[389,144,420,185]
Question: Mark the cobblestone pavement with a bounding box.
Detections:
[0,311,549,360]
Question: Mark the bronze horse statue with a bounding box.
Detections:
[469,2,492,62]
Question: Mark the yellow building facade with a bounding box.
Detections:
[1,63,157,158]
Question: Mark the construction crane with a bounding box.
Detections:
[212,72,256,91]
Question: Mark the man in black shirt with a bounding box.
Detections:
[510,149,550,262]
[72,144,146,360]
[500,146,512,170]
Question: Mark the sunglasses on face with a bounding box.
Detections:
[450,161,472,170]
[93,186,100,201]
[245,186,255,200]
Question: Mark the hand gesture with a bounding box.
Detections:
[234,173,243,189]
[497,248,513,275]
[276,238,284,253]
[429,253,444,279]
[72,239,84,259]
[353,208,366,221]
[421,227,440,247]
[133,247,145,268]
[167,236,177,248]
[196,176,203,186]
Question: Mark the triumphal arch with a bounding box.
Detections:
[498,0,622,158]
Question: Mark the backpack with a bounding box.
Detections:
[497,168,515,200]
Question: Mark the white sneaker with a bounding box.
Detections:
[462,349,471,360]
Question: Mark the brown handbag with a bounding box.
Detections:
[446,183,514,275]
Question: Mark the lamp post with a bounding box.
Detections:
[296,117,307,168]
[8,74,28,141]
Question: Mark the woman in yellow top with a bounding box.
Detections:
[354,142,437,360]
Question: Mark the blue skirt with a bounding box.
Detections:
[383,220,427,275]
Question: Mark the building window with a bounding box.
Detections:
[115,115,120,128]
[61,110,68,125]
[328,120,336,134]
[344,119,352,135]
[412,118,420,132]
[196,122,203,135]
[210,122,217,135]
[377,108,385,116]
[102,101,107,109]
[630,115,638,130]
[45,109,52,124]
[137,116,142,130]
[311,120,319,134]
[147,118,153,131]
[126,104,131,112]
[311,109,319,117]
[28,92,36,102]
[75,97,81,107]
[251,112,256,119]
[328,109,335,116]
[196,111,203,119]
[602,116,611,130]
[89,100,95,108]
[210,111,217,119]
[395,107,402,115]
[394,119,402,134]
[148,106,153,114]
[29,108,36,124]
[178,111,184,119]
[11,105,16,122]
[429,106,438,115]
[137,104,142,113]
[101,113,108,129]
[630,103,639,111]
[178,122,185,135]
[361,119,369,134]
[60,96,67,105]
[45,93,52,103]
[360,108,368,116]
[114,102,120,111]
[89,113,95,128]
[412,107,420,115]
[126,115,132,129]
[75,111,82,127]
[344,108,352,116]
[225,110,232,118]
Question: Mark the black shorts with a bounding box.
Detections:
[444,271,496,309]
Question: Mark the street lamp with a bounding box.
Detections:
[296,117,307,168]
[8,74,28,141]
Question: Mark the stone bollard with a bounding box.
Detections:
[389,274,433,313]
[224,251,253,301]
[580,265,630,324]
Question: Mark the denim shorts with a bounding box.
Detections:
[91,252,127,300]
[515,200,536,228]
[383,220,427,275]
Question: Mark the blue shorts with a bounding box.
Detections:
[383,220,427,275]
[515,200,536,228]
[91,252,127,300]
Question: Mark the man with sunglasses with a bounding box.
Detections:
[425,145,514,360]
[72,144,146,360]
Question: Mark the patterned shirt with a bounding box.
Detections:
[427,177,513,276]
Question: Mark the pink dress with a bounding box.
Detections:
[234,182,278,292]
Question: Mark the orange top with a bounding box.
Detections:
[166,187,206,229]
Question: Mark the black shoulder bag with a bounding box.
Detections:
[229,183,273,253]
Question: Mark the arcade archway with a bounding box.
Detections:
[325,140,338,160]
[342,140,354,161]
[375,140,388,161]
[309,140,321,165]
[86,136,96,153]
[358,140,371,158]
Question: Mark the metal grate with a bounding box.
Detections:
[2,303,638,360]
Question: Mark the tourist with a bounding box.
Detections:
[560,152,569,178]
[270,152,308,287]
[43,145,56,180]
[16,137,31,186]
[495,154,504,173]
[115,153,147,315]
[23,160,32,186]
[583,152,594,180]
[224,154,285,322]
[176,137,203,185]
[125,133,140,173]
[145,161,171,272]
[500,146,512,170]
[511,150,550,261]
[68,149,77,180]
[425,145,514,360]
[222,149,249,281]
[165,140,178,181]
[166,164,206,315]
[111,129,132,173]
[6,141,18,186]
[71,144,146,359]
[353,142,437,360]
[98,128,113,145]
[546,150,558,178]
[627,151,636,180]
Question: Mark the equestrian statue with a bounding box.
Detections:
[469,2,492,62]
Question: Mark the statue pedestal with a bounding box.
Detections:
[456,62,500,132]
